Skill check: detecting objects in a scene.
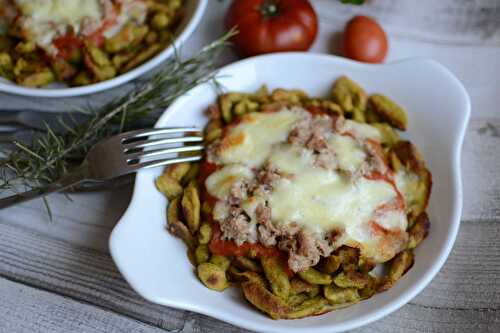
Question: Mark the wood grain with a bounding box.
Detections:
[0,218,499,333]
[314,0,500,45]
[462,119,500,221]
[0,188,132,252]
[1,1,500,332]
[0,277,170,333]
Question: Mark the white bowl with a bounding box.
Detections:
[0,0,207,98]
[109,53,470,333]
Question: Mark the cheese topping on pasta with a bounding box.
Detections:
[10,0,147,55]
[206,107,410,266]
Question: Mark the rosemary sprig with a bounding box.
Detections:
[0,30,236,195]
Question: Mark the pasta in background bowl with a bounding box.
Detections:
[0,0,207,97]
[110,53,470,332]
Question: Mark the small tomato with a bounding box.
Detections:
[342,15,388,63]
[225,0,318,57]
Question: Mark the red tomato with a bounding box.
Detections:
[342,15,388,63]
[225,0,318,57]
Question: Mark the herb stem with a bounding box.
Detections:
[0,30,236,196]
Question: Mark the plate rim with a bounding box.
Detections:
[0,0,208,98]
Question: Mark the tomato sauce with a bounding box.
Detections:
[209,223,294,276]
[54,35,82,60]
[199,154,291,271]
[209,223,280,258]
[54,4,119,56]
[198,159,218,207]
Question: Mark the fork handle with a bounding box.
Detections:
[0,163,90,209]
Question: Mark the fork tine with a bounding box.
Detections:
[133,155,203,170]
[121,127,202,141]
[123,135,203,151]
[125,145,204,163]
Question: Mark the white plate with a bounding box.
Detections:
[0,0,207,98]
[110,53,470,333]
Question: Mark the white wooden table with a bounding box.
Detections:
[1,1,500,332]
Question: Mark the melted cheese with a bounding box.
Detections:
[270,175,397,235]
[207,107,409,262]
[342,119,381,141]
[205,164,254,200]
[328,134,366,172]
[268,144,314,174]
[267,143,398,236]
[11,0,147,55]
[103,0,148,38]
[217,110,302,168]
[13,0,102,54]
[395,169,421,211]
[15,0,102,27]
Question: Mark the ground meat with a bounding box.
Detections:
[228,181,249,206]
[256,164,282,186]
[280,222,301,237]
[288,117,311,145]
[245,164,282,198]
[255,204,272,224]
[256,203,302,247]
[284,230,334,272]
[288,114,333,149]
[311,116,334,135]
[315,236,334,257]
[256,204,278,246]
[289,114,338,170]
[306,132,328,152]
[216,162,337,272]
[258,225,277,246]
[287,254,314,273]
[219,207,257,246]
[314,149,337,169]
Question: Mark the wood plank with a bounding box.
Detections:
[462,119,500,221]
[0,187,132,252]
[314,0,500,45]
[0,277,170,333]
[0,219,499,332]
[2,274,500,333]
[0,221,188,331]
[3,276,499,333]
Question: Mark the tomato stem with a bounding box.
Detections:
[260,0,280,18]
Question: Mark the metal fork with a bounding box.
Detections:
[0,127,204,209]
